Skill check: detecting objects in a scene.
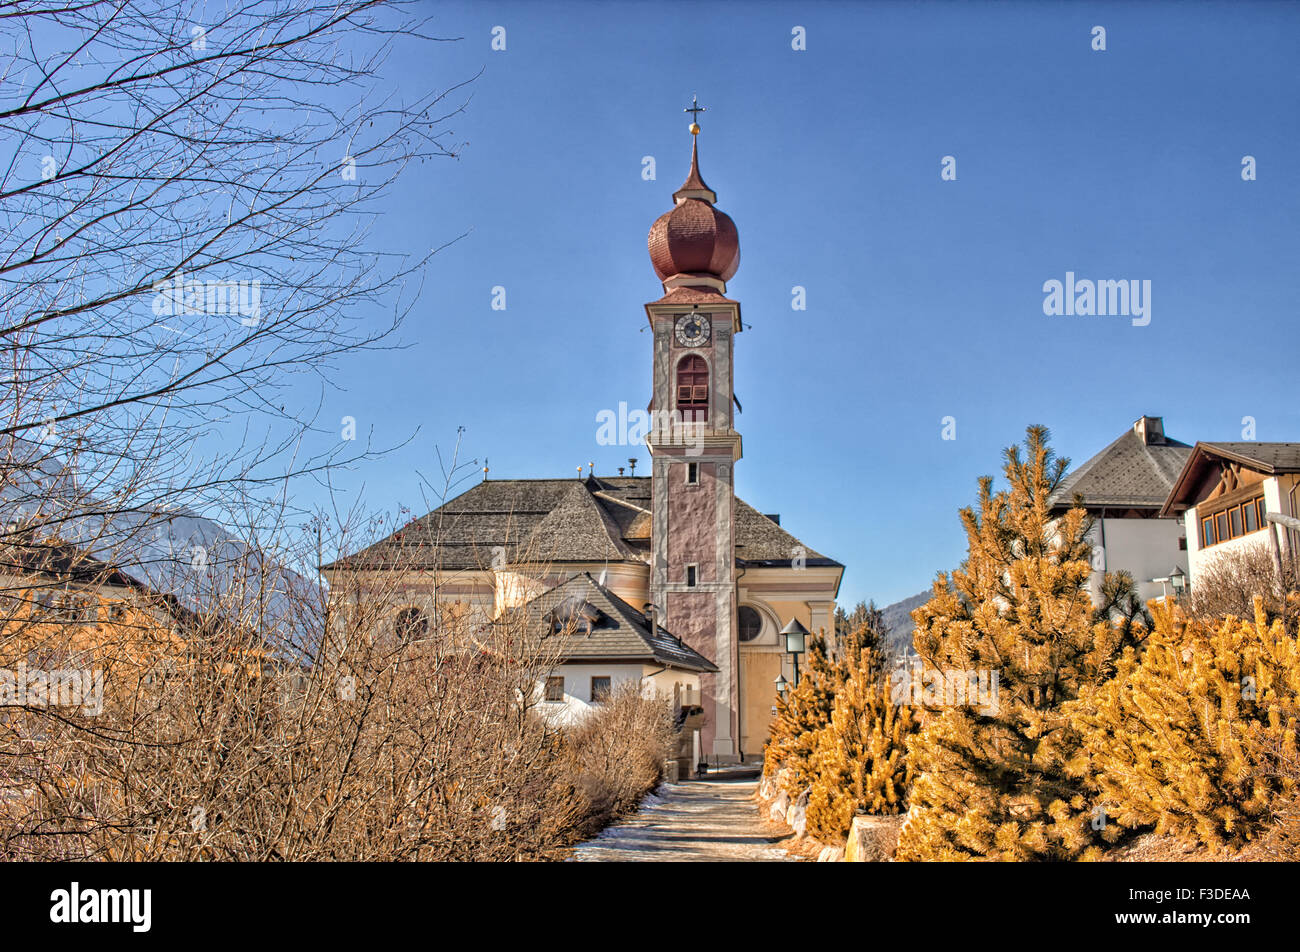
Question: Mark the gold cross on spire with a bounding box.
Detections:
[684,95,705,135]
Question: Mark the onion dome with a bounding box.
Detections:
[647,139,740,288]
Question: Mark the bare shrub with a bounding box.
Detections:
[0,502,686,861]
[559,684,674,840]
[1188,543,1300,629]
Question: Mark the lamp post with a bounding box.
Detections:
[774,673,789,698]
[1152,566,1188,601]
[780,617,809,687]
[1170,565,1187,598]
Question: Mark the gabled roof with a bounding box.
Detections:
[1184,442,1300,473]
[524,481,642,562]
[322,476,840,573]
[0,536,149,593]
[1049,422,1192,511]
[1161,441,1300,515]
[515,573,717,672]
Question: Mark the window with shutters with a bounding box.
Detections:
[675,355,708,423]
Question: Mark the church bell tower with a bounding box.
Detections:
[645,102,743,761]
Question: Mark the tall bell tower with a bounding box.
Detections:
[645,101,743,761]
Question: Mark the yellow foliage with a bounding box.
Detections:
[805,646,917,841]
[1069,599,1300,853]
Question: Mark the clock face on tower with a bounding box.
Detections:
[674,313,711,347]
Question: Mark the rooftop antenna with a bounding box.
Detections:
[482,458,489,481]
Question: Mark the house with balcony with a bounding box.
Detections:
[1160,442,1300,589]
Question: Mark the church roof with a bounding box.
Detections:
[508,572,718,672]
[322,476,839,571]
[1049,419,1192,512]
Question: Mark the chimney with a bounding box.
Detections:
[1134,416,1165,445]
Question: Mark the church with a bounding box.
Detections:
[323,113,844,764]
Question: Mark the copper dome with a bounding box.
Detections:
[647,140,740,284]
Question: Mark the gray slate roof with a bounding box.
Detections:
[1194,442,1300,473]
[1050,426,1192,511]
[1161,441,1300,514]
[515,572,718,672]
[324,475,839,571]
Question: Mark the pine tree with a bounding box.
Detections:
[895,425,1125,862]
[763,631,841,796]
[1070,599,1300,853]
[835,600,888,654]
[806,644,918,841]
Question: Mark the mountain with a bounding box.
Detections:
[878,590,931,657]
[1,441,318,659]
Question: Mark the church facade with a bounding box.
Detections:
[323,127,843,763]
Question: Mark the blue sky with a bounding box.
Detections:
[295,1,1300,608]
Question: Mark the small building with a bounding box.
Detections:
[1161,442,1300,588]
[1049,416,1192,605]
[519,572,717,725]
[514,572,717,777]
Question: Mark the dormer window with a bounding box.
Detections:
[548,597,603,634]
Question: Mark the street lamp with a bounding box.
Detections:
[780,617,809,687]
[1152,566,1189,601]
[1170,565,1187,597]
[774,673,789,697]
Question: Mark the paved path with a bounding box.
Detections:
[572,778,795,862]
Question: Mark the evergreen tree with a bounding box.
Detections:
[895,426,1125,861]
[834,601,891,664]
[806,644,918,841]
[763,631,841,795]
[1070,599,1300,853]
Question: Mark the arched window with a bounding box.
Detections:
[676,355,709,423]
[394,606,429,642]
[738,605,763,642]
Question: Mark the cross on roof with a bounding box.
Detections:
[684,95,706,124]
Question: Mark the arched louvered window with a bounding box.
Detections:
[676,355,709,423]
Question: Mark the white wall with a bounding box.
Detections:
[535,663,700,726]
[1087,516,1188,605]
[1184,475,1295,587]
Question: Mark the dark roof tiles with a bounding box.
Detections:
[324,476,839,572]
[517,573,717,672]
[1050,426,1192,510]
